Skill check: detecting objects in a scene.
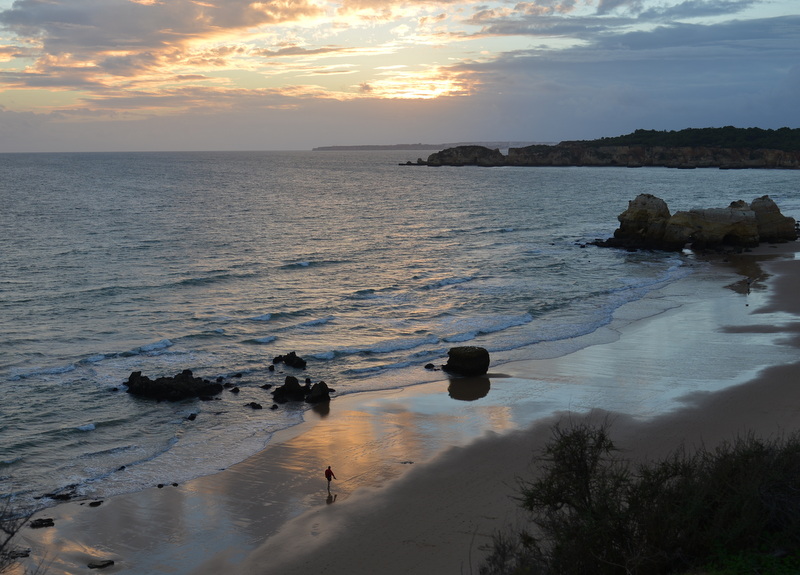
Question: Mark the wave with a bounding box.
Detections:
[119,339,174,357]
[76,423,96,432]
[347,287,401,300]
[324,334,440,358]
[343,360,418,376]
[80,444,139,459]
[248,313,273,322]
[243,336,278,345]
[183,329,226,340]
[421,276,474,290]
[279,259,348,270]
[9,363,77,380]
[173,270,259,288]
[275,316,336,332]
[440,313,534,343]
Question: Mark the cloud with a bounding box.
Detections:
[639,0,760,20]
[0,0,797,151]
[0,0,325,75]
[596,0,644,15]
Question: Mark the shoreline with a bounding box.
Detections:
[13,242,800,574]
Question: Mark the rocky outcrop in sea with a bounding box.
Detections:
[125,370,224,401]
[593,194,797,252]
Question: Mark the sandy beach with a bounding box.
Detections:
[12,242,800,575]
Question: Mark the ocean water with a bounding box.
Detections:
[1,150,798,511]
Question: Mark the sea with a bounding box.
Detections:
[1,150,798,513]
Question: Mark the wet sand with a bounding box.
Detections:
[13,242,800,575]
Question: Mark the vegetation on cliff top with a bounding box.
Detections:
[573,126,800,151]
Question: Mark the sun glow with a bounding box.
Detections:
[359,66,472,99]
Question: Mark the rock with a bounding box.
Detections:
[272,351,307,369]
[260,383,273,390]
[426,146,506,167]
[663,201,759,250]
[442,346,491,376]
[595,194,796,251]
[88,501,103,507]
[305,381,332,404]
[30,518,54,529]
[612,193,672,249]
[125,370,223,401]
[751,195,798,242]
[246,402,263,409]
[88,559,115,569]
[271,376,306,403]
[272,376,334,404]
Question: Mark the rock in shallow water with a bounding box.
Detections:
[125,369,223,401]
[442,346,491,376]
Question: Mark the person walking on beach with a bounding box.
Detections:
[324,465,336,492]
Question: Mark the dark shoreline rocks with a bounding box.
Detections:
[272,351,307,369]
[125,370,223,401]
[271,376,333,404]
[417,144,800,169]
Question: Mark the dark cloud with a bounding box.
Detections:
[0,0,324,54]
[594,15,800,53]
[639,0,760,20]
[596,0,644,15]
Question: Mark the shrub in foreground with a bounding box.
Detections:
[1,498,29,574]
[480,421,800,575]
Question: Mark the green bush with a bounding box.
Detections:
[480,421,800,575]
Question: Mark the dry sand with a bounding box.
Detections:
[13,242,800,575]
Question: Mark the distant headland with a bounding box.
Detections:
[398,127,800,169]
[312,141,552,151]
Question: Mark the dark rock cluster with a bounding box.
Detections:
[272,376,333,404]
[272,351,307,369]
[125,369,223,401]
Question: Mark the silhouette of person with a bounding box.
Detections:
[324,465,336,492]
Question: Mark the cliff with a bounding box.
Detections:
[423,144,800,169]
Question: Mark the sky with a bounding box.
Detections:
[0,0,798,152]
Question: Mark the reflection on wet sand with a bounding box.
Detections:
[447,375,491,400]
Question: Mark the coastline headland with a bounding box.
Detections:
[404,127,800,169]
[413,142,800,169]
